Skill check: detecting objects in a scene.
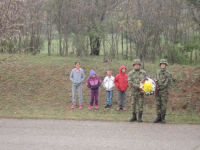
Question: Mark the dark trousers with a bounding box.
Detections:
[118,90,126,108]
[90,90,99,106]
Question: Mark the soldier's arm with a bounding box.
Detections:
[128,72,138,88]
[128,72,133,88]
[155,70,160,88]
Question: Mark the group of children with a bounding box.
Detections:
[69,62,129,110]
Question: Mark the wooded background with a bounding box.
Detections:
[1,0,200,65]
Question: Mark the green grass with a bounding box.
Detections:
[0,53,200,123]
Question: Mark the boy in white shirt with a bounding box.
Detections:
[103,70,115,108]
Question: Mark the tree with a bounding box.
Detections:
[0,0,45,57]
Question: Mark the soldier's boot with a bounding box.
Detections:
[161,115,166,123]
[153,114,161,123]
[129,113,137,122]
[138,113,143,122]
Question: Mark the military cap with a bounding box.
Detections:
[159,59,168,66]
[133,59,141,66]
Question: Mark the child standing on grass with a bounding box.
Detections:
[86,70,101,109]
[103,70,115,108]
[114,66,129,111]
[70,62,85,109]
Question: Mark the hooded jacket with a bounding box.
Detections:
[70,68,85,86]
[114,66,129,91]
[86,70,101,91]
[103,76,115,91]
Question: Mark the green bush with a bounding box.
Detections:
[163,43,190,65]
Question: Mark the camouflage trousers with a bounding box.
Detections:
[130,91,144,114]
[155,90,169,115]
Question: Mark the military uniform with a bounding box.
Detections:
[128,59,146,122]
[154,59,171,123]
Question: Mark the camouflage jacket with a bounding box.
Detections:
[128,69,146,91]
[156,69,171,90]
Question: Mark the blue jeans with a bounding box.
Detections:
[106,90,113,105]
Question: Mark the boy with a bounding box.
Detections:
[154,59,171,123]
[70,62,85,109]
[103,70,115,108]
[114,66,129,111]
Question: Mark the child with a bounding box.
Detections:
[114,66,129,111]
[70,62,85,109]
[103,70,115,108]
[86,70,101,109]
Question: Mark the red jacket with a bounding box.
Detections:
[114,66,129,91]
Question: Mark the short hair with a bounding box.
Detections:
[75,62,80,65]
[107,70,112,72]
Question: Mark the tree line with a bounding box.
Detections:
[1,0,200,65]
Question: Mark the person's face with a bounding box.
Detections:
[121,68,126,73]
[107,71,112,77]
[134,64,140,69]
[91,74,96,78]
[161,63,166,69]
[75,63,80,69]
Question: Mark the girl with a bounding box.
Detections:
[86,70,101,109]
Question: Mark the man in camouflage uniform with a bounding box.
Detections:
[154,59,171,123]
[128,59,146,122]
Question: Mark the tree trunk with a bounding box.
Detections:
[90,36,100,55]
[126,30,128,59]
[103,36,105,62]
[130,32,132,61]
[121,32,123,56]
[190,50,193,63]
[116,33,119,59]
[59,33,62,56]
[65,37,68,56]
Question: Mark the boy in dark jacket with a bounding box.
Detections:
[86,70,101,109]
[114,66,129,111]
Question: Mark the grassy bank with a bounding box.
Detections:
[0,53,200,123]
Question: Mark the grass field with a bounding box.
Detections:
[0,53,200,123]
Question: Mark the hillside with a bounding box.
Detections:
[0,54,199,123]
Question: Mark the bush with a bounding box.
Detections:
[163,43,190,65]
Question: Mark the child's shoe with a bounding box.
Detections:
[79,105,82,109]
[95,105,99,109]
[88,105,93,109]
[116,107,120,111]
[122,108,126,111]
[108,105,112,108]
[105,104,109,108]
[71,104,76,108]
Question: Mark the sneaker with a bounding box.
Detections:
[95,105,99,109]
[108,105,112,108]
[79,105,82,109]
[71,104,76,108]
[116,107,120,111]
[122,108,126,111]
[88,105,93,109]
[105,104,109,108]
